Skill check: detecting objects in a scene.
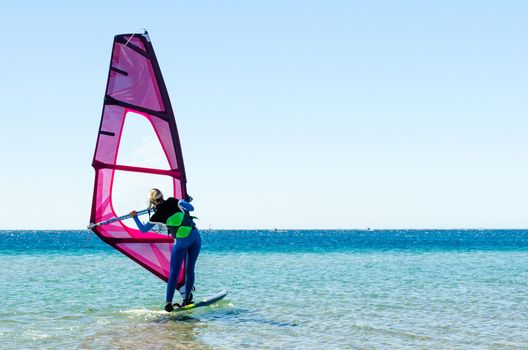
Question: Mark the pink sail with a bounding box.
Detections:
[90,32,187,289]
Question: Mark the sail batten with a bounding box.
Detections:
[90,32,187,286]
[104,95,170,120]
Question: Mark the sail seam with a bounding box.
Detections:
[106,237,173,244]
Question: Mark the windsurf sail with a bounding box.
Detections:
[89,31,187,292]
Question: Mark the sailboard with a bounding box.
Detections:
[173,290,228,312]
[89,31,188,294]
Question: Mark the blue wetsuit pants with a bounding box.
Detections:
[166,228,201,303]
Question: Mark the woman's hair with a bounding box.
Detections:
[148,188,164,209]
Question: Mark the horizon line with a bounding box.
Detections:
[1,228,528,232]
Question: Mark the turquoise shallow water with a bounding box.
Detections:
[1,230,528,349]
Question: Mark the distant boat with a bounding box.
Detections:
[272,228,287,233]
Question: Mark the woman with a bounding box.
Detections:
[130,188,201,312]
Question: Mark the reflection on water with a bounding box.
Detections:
[71,303,299,349]
[76,308,212,349]
[209,308,298,327]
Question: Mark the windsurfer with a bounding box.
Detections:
[130,188,201,312]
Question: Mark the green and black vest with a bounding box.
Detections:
[149,198,196,239]
[166,211,196,239]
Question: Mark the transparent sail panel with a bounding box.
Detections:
[112,171,173,229]
[116,111,171,170]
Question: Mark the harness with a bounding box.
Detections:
[166,211,196,239]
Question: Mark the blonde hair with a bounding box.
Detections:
[148,188,164,209]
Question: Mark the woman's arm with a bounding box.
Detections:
[130,211,156,233]
[178,199,194,212]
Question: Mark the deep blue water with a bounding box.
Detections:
[1,229,528,253]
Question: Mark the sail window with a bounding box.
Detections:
[115,111,171,170]
[111,171,173,230]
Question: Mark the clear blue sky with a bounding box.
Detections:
[1,1,527,229]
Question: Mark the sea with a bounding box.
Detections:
[1,230,527,349]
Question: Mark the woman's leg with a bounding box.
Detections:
[166,241,187,303]
[183,230,202,301]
